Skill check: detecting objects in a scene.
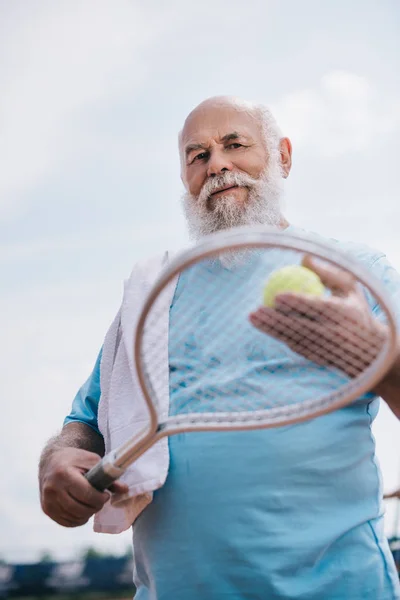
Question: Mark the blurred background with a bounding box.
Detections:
[1,0,400,594]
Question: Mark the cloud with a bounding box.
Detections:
[272,70,400,157]
[0,1,171,219]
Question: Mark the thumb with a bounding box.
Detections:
[302,254,355,295]
[108,481,130,495]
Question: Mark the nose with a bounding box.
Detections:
[207,149,233,178]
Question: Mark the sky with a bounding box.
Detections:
[1,0,400,563]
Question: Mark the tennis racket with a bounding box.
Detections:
[85,226,398,491]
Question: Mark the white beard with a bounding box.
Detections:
[181,151,284,242]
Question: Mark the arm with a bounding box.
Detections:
[40,421,105,459]
[384,489,400,500]
[374,355,400,419]
[39,349,128,528]
[370,255,400,419]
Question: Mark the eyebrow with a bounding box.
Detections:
[221,131,241,143]
[184,132,245,158]
[185,143,206,157]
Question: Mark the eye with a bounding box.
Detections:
[192,151,208,163]
[227,143,243,149]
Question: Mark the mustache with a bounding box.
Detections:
[198,171,261,204]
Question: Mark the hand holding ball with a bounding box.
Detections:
[263,265,325,308]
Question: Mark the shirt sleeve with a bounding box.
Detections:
[63,348,103,435]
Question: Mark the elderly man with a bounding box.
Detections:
[39,97,400,599]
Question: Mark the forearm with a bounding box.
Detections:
[374,350,400,419]
[59,422,105,454]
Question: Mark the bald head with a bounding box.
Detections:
[179,96,292,239]
[181,96,264,132]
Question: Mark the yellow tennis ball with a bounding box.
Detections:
[263,265,325,308]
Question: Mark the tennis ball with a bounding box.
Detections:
[263,265,325,308]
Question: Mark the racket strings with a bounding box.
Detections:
[145,260,277,414]
[275,295,386,352]
[266,300,385,377]
[140,249,389,421]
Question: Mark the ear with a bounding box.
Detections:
[181,172,188,189]
[279,137,292,179]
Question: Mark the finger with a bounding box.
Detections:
[65,470,110,511]
[274,293,339,321]
[250,314,359,376]
[42,465,108,513]
[68,486,109,512]
[251,306,378,358]
[109,481,129,495]
[302,255,356,295]
[41,488,95,525]
[57,489,103,520]
[71,449,105,471]
[384,492,400,500]
[52,511,91,528]
[249,308,378,375]
[273,295,384,353]
[54,504,92,526]
[250,308,322,348]
[274,293,359,325]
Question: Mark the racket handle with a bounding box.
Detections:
[85,453,125,492]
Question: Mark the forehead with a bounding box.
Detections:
[181,105,263,147]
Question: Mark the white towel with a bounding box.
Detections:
[94,252,177,534]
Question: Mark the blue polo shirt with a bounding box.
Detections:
[65,229,400,599]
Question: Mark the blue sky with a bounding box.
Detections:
[1,0,400,562]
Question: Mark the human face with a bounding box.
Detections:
[181,104,268,206]
[180,103,286,239]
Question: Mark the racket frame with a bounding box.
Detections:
[87,226,399,485]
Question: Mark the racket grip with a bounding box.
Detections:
[85,453,125,492]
